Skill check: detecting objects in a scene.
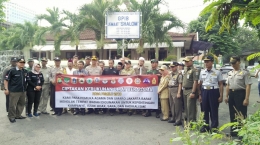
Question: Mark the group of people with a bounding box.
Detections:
[1,54,252,137]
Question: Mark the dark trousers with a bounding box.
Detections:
[75,108,85,113]
[51,84,62,114]
[228,89,247,135]
[6,95,9,112]
[202,89,220,128]
[27,91,42,114]
[109,109,116,113]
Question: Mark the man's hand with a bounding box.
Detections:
[243,99,249,106]
[224,97,228,104]
[157,91,161,95]
[189,93,195,98]
[35,86,41,90]
[4,90,9,95]
[218,97,223,103]
[177,93,181,98]
[198,95,202,103]
[52,80,56,85]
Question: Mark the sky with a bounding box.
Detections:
[9,0,207,32]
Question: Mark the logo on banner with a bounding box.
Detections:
[126,78,133,84]
[57,77,62,84]
[94,77,100,83]
[86,78,93,84]
[72,77,77,84]
[79,78,84,84]
[118,78,124,84]
[152,78,157,85]
[134,78,141,84]
[143,78,150,84]
[102,79,108,84]
[111,78,116,84]
[64,77,70,83]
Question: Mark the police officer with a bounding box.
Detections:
[85,56,102,114]
[198,56,223,132]
[49,57,66,116]
[4,58,27,123]
[182,56,199,122]
[120,60,136,116]
[145,59,161,118]
[102,59,119,116]
[38,57,51,114]
[168,62,183,126]
[158,65,170,121]
[25,58,34,71]
[84,56,91,69]
[1,57,18,113]
[225,56,252,137]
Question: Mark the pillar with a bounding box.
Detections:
[109,49,111,60]
[144,49,149,60]
[177,47,181,62]
[50,51,54,60]
[46,51,49,59]
[92,50,96,56]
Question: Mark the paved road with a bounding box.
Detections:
[0,79,259,145]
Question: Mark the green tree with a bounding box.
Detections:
[79,0,121,59]
[37,7,65,56]
[0,0,7,31]
[188,13,239,56]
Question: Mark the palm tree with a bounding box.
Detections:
[79,0,121,59]
[37,7,65,56]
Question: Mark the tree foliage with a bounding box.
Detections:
[0,0,7,31]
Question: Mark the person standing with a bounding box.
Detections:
[255,69,260,103]
[84,56,91,69]
[38,58,51,114]
[26,63,44,117]
[102,59,119,116]
[145,59,161,117]
[1,57,18,113]
[25,58,34,71]
[99,61,105,72]
[225,56,252,137]
[72,55,79,69]
[73,60,89,115]
[120,57,125,69]
[158,65,170,121]
[168,62,183,126]
[117,62,123,73]
[198,56,223,132]
[49,57,66,116]
[4,58,27,123]
[85,56,102,114]
[120,60,136,116]
[182,56,199,122]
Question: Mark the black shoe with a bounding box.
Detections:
[226,133,238,137]
[15,116,26,119]
[128,112,133,116]
[41,112,49,114]
[173,121,182,126]
[73,112,79,115]
[200,127,210,133]
[155,113,160,118]
[144,112,151,117]
[57,112,62,116]
[160,118,169,121]
[9,118,16,123]
[168,120,175,123]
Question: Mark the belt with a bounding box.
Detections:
[168,86,178,88]
[202,86,219,90]
[230,89,245,92]
[183,87,192,90]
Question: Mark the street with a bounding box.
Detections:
[0,79,259,145]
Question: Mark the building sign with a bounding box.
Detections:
[55,75,158,109]
[105,12,141,39]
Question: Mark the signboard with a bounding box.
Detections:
[55,75,158,109]
[105,12,141,39]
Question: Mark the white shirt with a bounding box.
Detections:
[199,68,223,86]
[66,67,76,75]
[255,70,260,81]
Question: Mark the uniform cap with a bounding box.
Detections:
[17,58,25,63]
[204,55,214,61]
[41,57,48,62]
[230,56,240,64]
[11,57,18,62]
[159,65,168,71]
[53,57,61,61]
[91,56,98,60]
[183,56,194,62]
[27,58,34,62]
[151,59,158,63]
[170,62,179,67]
[125,60,131,64]
[139,57,145,61]
[85,56,91,60]
[68,59,73,63]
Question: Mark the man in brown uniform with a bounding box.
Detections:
[85,56,102,114]
[158,65,170,121]
[182,56,199,122]
[168,62,183,126]
[72,55,79,69]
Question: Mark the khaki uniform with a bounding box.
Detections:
[85,65,102,75]
[182,66,199,122]
[168,71,182,123]
[73,64,78,69]
[134,66,148,75]
[38,66,51,113]
[158,75,170,120]
[120,68,135,75]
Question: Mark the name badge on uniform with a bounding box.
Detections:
[187,75,190,79]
